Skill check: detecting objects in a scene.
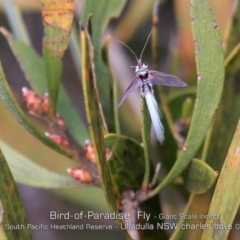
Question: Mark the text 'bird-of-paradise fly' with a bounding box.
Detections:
[117,32,187,144]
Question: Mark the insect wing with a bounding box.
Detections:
[148,70,187,87]
[117,77,140,108]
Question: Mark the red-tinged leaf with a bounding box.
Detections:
[41,0,74,112]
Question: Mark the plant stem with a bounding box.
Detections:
[113,74,121,134]
[224,42,240,66]
[141,99,151,191]
[201,125,213,161]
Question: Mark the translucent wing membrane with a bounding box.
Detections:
[145,94,164,143]
[148,70,187,87]
[117,77,140,108]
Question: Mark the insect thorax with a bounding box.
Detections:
[135,63,149,79]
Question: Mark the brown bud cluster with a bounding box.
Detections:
[84,140,112,163]
[22,87,66,129]
[41,93,51,114]
[84,140,96,164]
[55,113,66,130]
[45,132,71,149]
[22,87,42,116]
[67,167,93,183]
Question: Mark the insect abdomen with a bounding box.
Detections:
[141,81,153,96]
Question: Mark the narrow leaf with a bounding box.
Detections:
[1,30,89,147]
[0,63,74,159]
[80,21,108,194]
[41,0,74,112]
[201,119,240,239]
[155,0,225,191]
[0,148,32,240]
[187,9,240,237]
[157,9,240,240]
[170,3,240,239]
[205,1,240,171]
[81,0,127,123]
[0,140,81,188]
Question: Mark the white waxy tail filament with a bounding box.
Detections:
[145,94,164,144]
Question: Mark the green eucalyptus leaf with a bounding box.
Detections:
[0,148,32,240]
[201,119,240,240]
[157,0,225,191]
[170,3,240,240]
[43,48,63,112]
[80,23,108,197]
[183,159,218,194]
[205,2,240,171]
[198,4,240,239]
[0,141,81,188]
[41,0,74,112]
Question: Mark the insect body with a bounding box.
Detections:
[117,33,187,144]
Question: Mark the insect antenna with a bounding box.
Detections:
[139,31,152,62]
[117,40,139,62]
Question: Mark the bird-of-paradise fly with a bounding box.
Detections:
[117,32,187,144]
